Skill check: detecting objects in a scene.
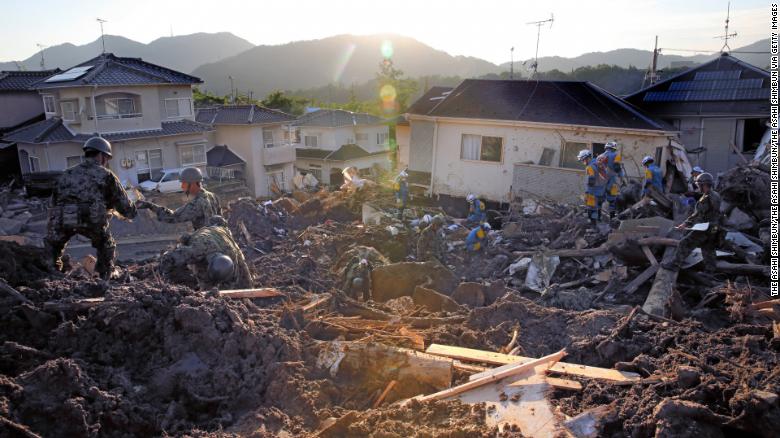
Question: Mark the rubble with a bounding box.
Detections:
[0,165,775,437]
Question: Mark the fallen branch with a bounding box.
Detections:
[372,380,397,408]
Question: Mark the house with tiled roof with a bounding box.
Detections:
[626,53,770,174]
[1,53,215,186]
[196,104,297,197]
[292,109,392,186]
[405,79,679,203]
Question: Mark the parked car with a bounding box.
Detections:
[138,168,185,193]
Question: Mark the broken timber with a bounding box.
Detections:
[453,362,583,391]
[43,297,106,312]
[510,236,678,259]
[217,288,284,299]
[426,344,640,383]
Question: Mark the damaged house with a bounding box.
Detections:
[1,53,214,186]
[626,53,770,175]
[404,79,680,203]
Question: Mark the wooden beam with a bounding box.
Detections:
[218,288,284,299]
[715,261,771,277]
[426,344,640,383]
[751,299,780,311]
[372,380,397,408]
[622,264,660,295]
[0,279,32,305]
[416,349,566,402]
[546,377,583,391]
[302,293,332,313]
[43,297,106,312]
[642,245,658,266]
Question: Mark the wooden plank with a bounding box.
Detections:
[218,288,284,299]
[546,377,583,391]
[426,344,640,383]
[752,299,780,310]
[641,245,658,266]
[0,279,32,304]
[453,361,488,374]
[416,350,565,402]
[622,264,660,295]
[302,293,332,313]
[43,297,106,312]
[372,380,397,408]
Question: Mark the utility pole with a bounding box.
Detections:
[526,13,554,78]
[228,76,234,103]
[96,18,108,53]
[36,43,47,70]
[510,47,514,80]
[715,2,737,53]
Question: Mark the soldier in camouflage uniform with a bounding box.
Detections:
[160,216,252,290]
[417,214,445,263]
[137,167,221,230]
[342,258,372,301]
[45,137,137,280]
[666,173,722,271]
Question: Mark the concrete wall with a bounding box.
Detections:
[396,124,410,170]
[0,92,43,129]
[427,119,669,202]
[512,164,585,203]
[408,120,434,173]
[298,124,389,152]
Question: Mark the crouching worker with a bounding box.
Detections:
[160,216,252,290]
[137,167,221,230]
[417,214,445,263]
[466,222,491,252]
[664,173,722,272]
[343,258,372,302]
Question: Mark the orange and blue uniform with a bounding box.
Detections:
[466,225,488,251]
[643,164,663,195]
[600,150,622,215]
[584,159,607,221]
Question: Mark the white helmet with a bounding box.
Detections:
[398,170,409,179]
[466,193,476,202]
[577,150,593,161]
[692,166,704,174]
[604,141,618,150]
[642,156,654,166]
[481,222,492,231]
[421,214,432,224]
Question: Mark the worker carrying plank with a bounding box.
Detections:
[578,149,607,225]
[160,215,252,290]
[664,173,723,272]
[598,141,623,219]
[465,193,487,226]
[136,167,222,230]
[417,214,446,263]
[641,156,664,196]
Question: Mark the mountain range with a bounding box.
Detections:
[1,32,769,97]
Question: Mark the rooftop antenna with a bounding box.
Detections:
[36,43,47,70]
[170,24,174,37]
[527,13,554,78]
[714,2,737,53]
[96,18,108,53]
[642,36,661,88]
[510,47,514,79]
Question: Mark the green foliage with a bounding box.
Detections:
[376,58,418,114]
[193,87,227,107]
[261,91,309,116]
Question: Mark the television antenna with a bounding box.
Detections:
[36,43,47,70]
[714,2,737,53]
[96,18,108,53]
[527,13,554,77]
[510,47,515,79]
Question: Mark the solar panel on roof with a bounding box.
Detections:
[669,78,763,91]
[44,65,93,83]
[693,70,741,81]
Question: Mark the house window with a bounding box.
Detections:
[306,168,322,180]
[592,143,606,156]
[263,128,275,148]
[61,101,78,122]
[29,156,40,172]
[560,142,588,169]
[304,135,318,147]
[356,133,368,143]
[66,155,83,168]
[164,98,193,118]
[539,148,556,166]
[179,144,206,167]
[737,118,767,153]
[284,127,301,144]
[97,93,141,119]
[135,148,163,182]
[267,170,286,193]
[377,132,389,145]
[460,134,503,162]
[42,95,56,114]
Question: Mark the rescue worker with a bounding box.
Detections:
[466,193,487,225]
[394,170,409,219]
[578,149,606,224]
[642,156,664,196]
[665,173,722,272]
[137,167,221,230]
[343,258,372,301]
[684,166,704,197]
[160,216,252,290]
[599,141,623,218]
[465,222,491,252]
[417,214,445,263]
[45,136,137,280]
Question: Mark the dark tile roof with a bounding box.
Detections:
[3,117,213,144]
[195,105,296,125]
[407,79,672,131]
[406,86,453,115]
[33,53,202,90]
[296,144,390,161]
[626,53,770,103]
[293,109,385,127]
[207,145,245,167]
[0,69,61,91]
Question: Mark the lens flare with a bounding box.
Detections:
[380,84,396,102]
[333,43,357,83]
[381,40,393,59]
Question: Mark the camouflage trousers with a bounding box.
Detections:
[45,224,116,279]
[672,229,718,270]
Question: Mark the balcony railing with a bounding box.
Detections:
[263,142,296,165]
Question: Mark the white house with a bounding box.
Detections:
[2,53,214,186]
[292,109,392,186]
[196,104,297,197]
[405,80,679,203]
